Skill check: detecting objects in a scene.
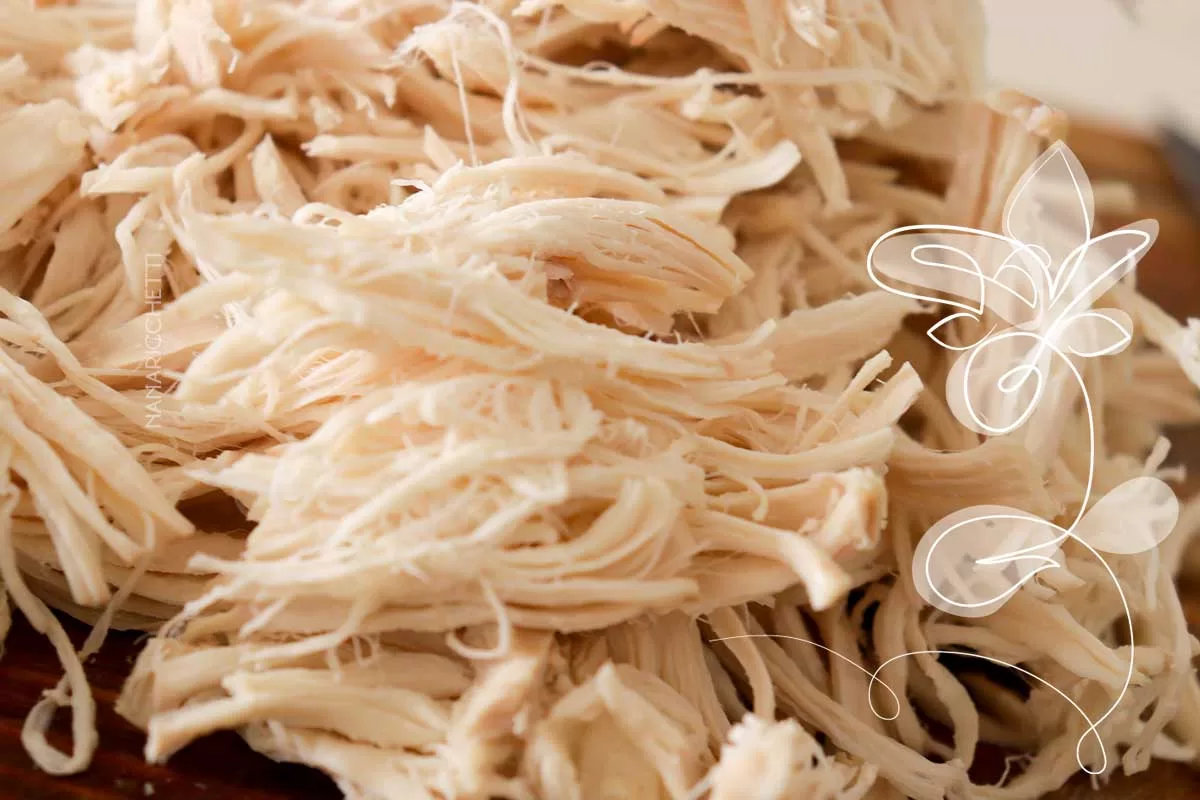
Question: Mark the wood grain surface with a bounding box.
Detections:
[3,122,1200,799]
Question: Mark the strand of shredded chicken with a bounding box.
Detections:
[1,1,1199,798]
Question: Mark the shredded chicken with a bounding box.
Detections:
[0,0,1198,798]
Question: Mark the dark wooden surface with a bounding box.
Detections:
[3,122,1200,799]
[0,617,338,800]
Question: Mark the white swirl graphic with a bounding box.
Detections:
[864,140,1176,774]
[706,142,1179,779]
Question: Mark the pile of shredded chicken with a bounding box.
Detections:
[3,0,1200,798]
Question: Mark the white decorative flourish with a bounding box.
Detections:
[704,142,1176,783]
[862,141,1177,773]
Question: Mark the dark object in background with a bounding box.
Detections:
[1112,0,1141,23]
[1163,126,1200,221]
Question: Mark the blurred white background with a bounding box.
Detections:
[982,0,1200,139]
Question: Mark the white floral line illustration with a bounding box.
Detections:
[713,141,1178,777]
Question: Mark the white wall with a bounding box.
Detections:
[982,0,1200,138]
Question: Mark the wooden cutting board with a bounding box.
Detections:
[2,122,1200,799]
